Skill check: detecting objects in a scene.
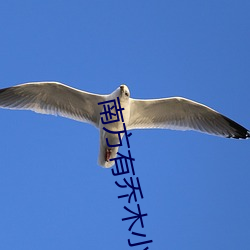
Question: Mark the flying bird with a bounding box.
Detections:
[0,82,249,168]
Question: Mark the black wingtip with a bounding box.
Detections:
[247,131,250,138]
[222,115,250,139]
[0,88,8,94]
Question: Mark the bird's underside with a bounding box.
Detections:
[0,81,249,168]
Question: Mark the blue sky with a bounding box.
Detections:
[0,1,249,249]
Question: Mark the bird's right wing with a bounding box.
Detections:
[0,82,106,127]
[128,97,249,139]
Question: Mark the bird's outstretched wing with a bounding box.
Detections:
[0,82,106,127]
[128,97,249,139]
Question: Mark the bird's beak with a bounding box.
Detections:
[120,85,124,93]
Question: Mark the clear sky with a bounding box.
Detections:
[0,1,249,250]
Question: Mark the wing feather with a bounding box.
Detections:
[0,82,106,127]
[128,97,249,139]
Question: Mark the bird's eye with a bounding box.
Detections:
[125,92,129,97]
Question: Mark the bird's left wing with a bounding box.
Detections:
[0,82,106,127]
[128,97,249,139]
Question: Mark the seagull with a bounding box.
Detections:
[0,82,249,168]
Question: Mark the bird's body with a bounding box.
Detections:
[97,87,131,167]
[0,82,249,168]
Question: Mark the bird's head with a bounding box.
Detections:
[119,84,130,99]
[110,84,130,102]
